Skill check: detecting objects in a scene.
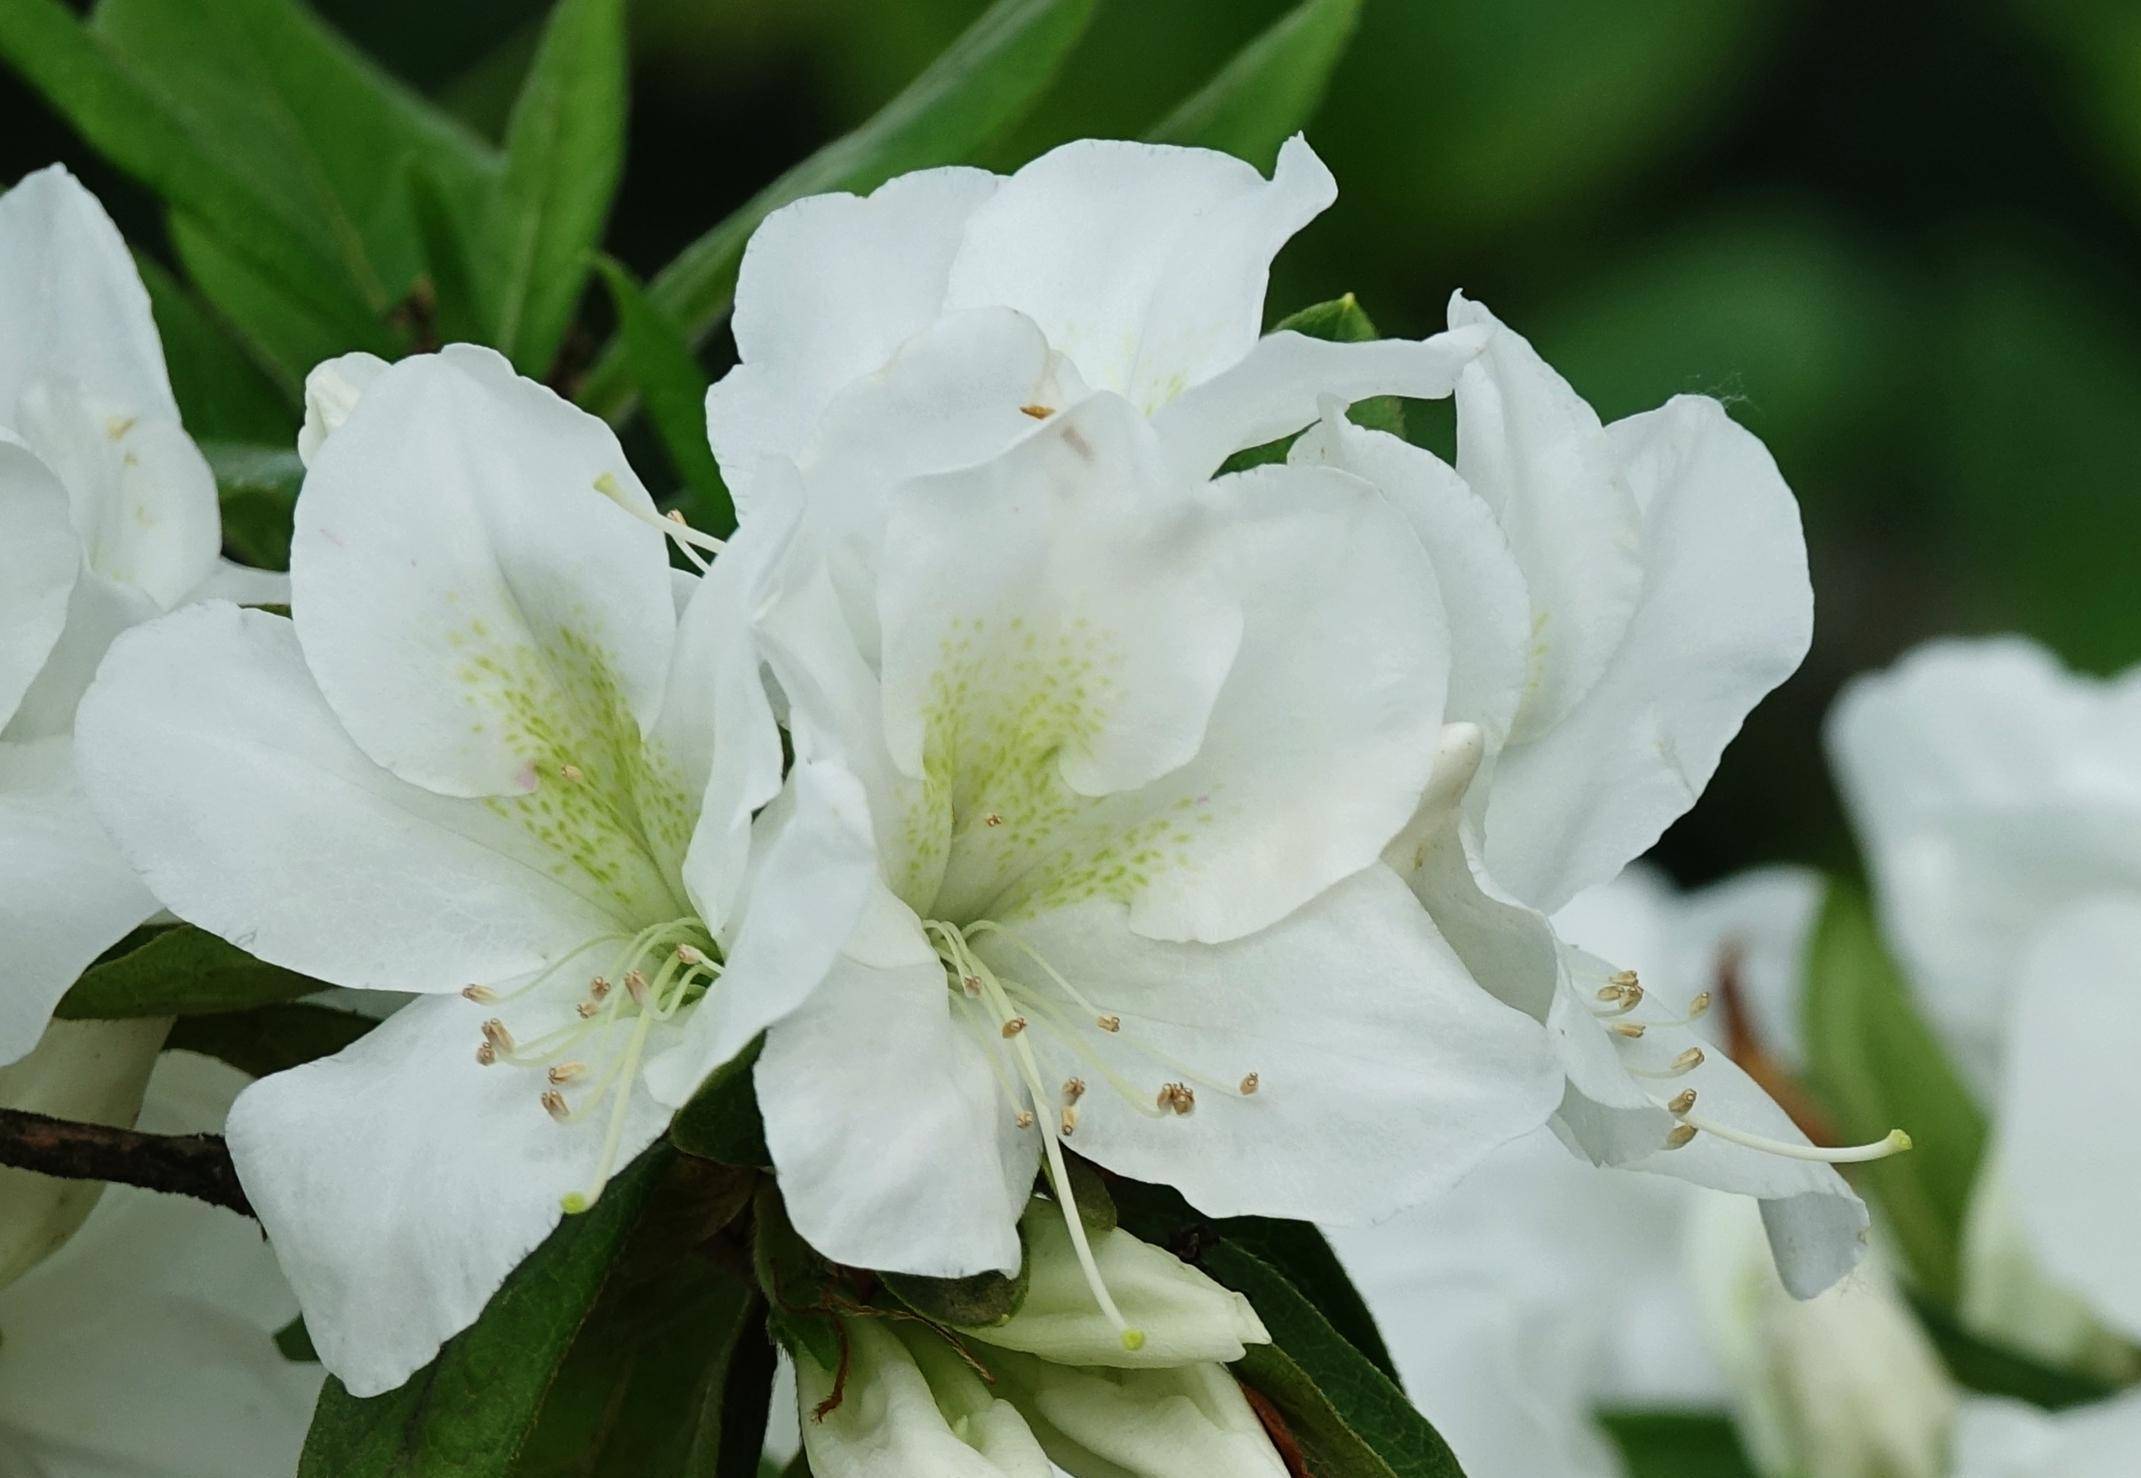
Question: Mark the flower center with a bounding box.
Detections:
[464,916,722,1210]
[1584,965,1912,1164]
[923,917,1261,1350]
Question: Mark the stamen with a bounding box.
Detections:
[675,944,706,966]
[1608,969,1639,988]
[1679,1116,1912,1165]
[1158,1082,1196,1116]
[549,1062,588,1085]
[1668,1088,1697,1116]
[1629,1046,1707,1080]
[590,976,613,999]
[475,1042,497,1066]
[462,984,499,1004]
[962,974,983,997]
[558,763,583,783]
[983,812,1005,827]
[1060,1107,1078,1136]
[1240,1073,1260,1096]
[577,1000,601,1019]
[1609,1022,1647,1039]
[1015,1110,1035,1129]
[542,1090,570,1122]
[1663,1123,1698,1151]
[1063,1078,1086,1105]
[482,1019,515,1052]
[624,970,650,1008]
[1000,1016,1027,1038]
[1020,404,1054,419]
[1685,990,1712,1021]
[1097,1015,1121,1033]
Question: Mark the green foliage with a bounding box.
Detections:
[478,0,627,376]
[882,1259,1030,1329]
[668,1037,770,1168]
[167,1002,375,1078]
[575,0,1098,416]
[1800,881,1989,1304]
[1146,0,1361,170]
[751,1184,842,1371]
[595,258,732,531]
[1909,1294,2121,1412]
[56,925,322,1019]
[136,254,297,444]
[1598,1411,1760,1478]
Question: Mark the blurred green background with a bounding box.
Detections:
[6,0,2138,885]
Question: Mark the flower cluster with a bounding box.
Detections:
[3,138,1885,1470]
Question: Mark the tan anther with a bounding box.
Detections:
[1158,1082,1196,1116]
[549,1062,588,1085]
[1673,1046,1706,1072]
[1609,1022,1647,1039]
[577,1000,602,1019]
[475,1042,497,1066]
[558,763,584,783]
[1596,982,1628,1003]
[1685,990,1713,1020]
[1240,1073,1261,1096]
[1063,1077,1087,1105]
[1060,1107,1079,1136]
[482,1018,515,1051]
[624,970,650,1007]
[1097,1014,1121,1033]
[1663,1123,1698,1151]
[1019,404,1054,419]
[983,812,1005,828]
[542,1090,571,1123]
[462,984,499,1003]
[666,508,689,525]
[675,944,706,965]
[1668,1089,1697,1116]
[962,974,983,996]
[590,976,613,999]
[1000,1016,1028,1038]
[1608,969,1639,988]
[1014,1110,1036,1130]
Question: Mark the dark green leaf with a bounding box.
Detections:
[1801,881,1988,1303]
[1910,1293,2119,1411]
[669,1037,770,1168]
[577,0,1098,417]
[169,210,396,391]
[1055,1151,1118,1234]
[167,1003,375,1079]
[883,1253,1030,1330]
[57,925,322,1020]
[277,1315,321,1363]
[480,0,627,374]
[510,1156,761,1477]
[299,1146,673,1478]
[1146,0,1362,170]
[753,1184,842,1372]
[1598,1410,1758,1478]
[594,258,732,532]
[1221,293,1404,472]
[136,255,298,444]
[201,440,305,570]
[407,164,488,347]
[1213,1244,1459,1478]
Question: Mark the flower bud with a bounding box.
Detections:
[954,1200,1268,1368]
[795,1318,1052,1477]
[979,1344,1290,1478]
[1691,1195,1955,1478]
[0,1017,169,1288]
[297,351,389,467]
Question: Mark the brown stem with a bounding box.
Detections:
[0,1107,252,1218]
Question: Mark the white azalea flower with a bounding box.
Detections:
[704,134,1484,648]
[794,1204,1285,1478]
[0,165,285,1067]
[73,347,813,1397]
[1829,637,2141,1348]
[718,389,1558,1344]
[0,1048,322,1475]
[1294,299,1882,1294]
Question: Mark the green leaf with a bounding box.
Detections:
[169,210,396,391]
[1221,293,1403,472]
[277,1315,322,1364]
[882,1227,1033,1330]
[0,0,399,354]
[1597,1410,1759,1478]
[135,255,298,444]
[1145,0,1362,170]
[594,258,732,532]
[669,1037,770,1168]
[56,925,322,1020]
[201,441,306,571]
[752,1184,842,1372]
[1909,1293,2120,1411]
[510,1157,761,1477]
[1213,1244,1460,1478]
[479,0,627,375]
[1800,881,1989,1303]
[167,1003,375,1079]
[299,1146,673,1478]
[407,163,489,347]
[576,0,1098,417]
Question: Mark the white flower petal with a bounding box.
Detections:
[757,942,1037,1278]
[227,993,669,1397]
[2002,898,2141,1343]
[0,738,159,1065]
[298,349,389,467]
[994,865,1559,1226]
[709,167,1000,514]
[191,556,293,606]
[3,565,157,742]
[1292,414,1531,745]
[797,1318,1053,1478]
[1449,292,1638,747]
[946,136,1334,413]
[0,436,79,731]
[1483,393,1812,913]
[1153,324,1487,481]
[77,603,629,995]
[291,345,676,799]
[0,164,176,422]
[1826,637,2141,1102]
[983,1345,1288,1478]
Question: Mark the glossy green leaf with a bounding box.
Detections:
[1220,293,1405,473]
[577,0,1097,417]
[57,925,322,1020]
[1146,0,1361,170]
[169,210,397,391]
[480,0,627,375]
[1800,880,1988,1304]
[167,1003,375,1079]
[1213,1244,1461,1478]
[1909,1294,2119,1412]
[136,255,297,444]
[594,258,732,532]
[1598,1410,1759,1478]
[299,1146,673,1478]
[668,1037,770,1168]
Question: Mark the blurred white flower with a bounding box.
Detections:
[74,347,807,1398]
[0,165,285,1068]
[0,1049,321,1476]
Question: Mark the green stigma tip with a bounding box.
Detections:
[561,1192,590,1214]
[1889,1129,1914,1153]
[1120,1329,1146,1352]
